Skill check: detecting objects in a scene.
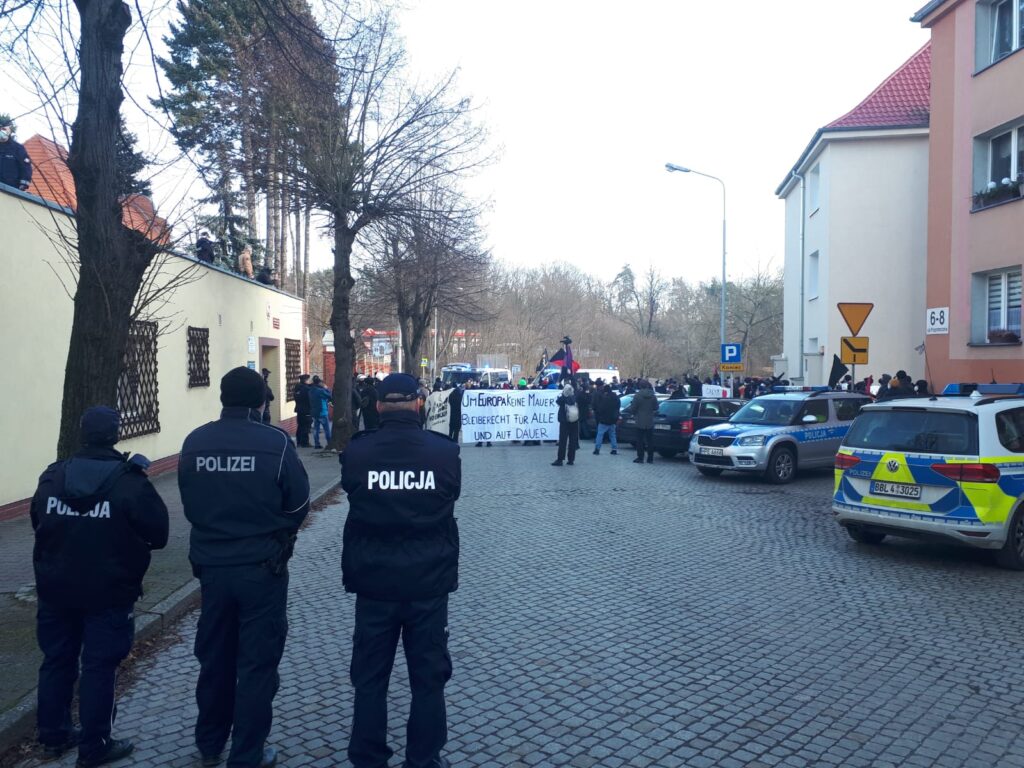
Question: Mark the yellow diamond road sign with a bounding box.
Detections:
[837,303,874,336]
[841,336,869,366]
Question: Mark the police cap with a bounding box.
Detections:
[81,406,120,447]
[377,373,420,402]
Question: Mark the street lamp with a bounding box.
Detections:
[665,162,728,352]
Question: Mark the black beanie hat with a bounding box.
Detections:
[221,366,266,408]
[80,406,120,447]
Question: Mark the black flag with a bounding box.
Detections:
[828,355,849,389]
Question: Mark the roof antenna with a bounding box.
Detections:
[991,368,997,385]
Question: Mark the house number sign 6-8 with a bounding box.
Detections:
[926,307,950,335]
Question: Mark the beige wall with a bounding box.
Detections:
[779,133,929,386]
[0,188,305,507]
[923,0,1024,386]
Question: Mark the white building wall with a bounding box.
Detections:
[778,133,928,387]
[0,188,305,508]
[826,136,929,384]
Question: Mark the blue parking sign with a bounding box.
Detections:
[721,344,743,364]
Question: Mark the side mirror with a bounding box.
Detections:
[802,414,818,424]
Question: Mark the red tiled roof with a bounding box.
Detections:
[24,135,76,210]
[22,134,169,243]
[827,43,931,130]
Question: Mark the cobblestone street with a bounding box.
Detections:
[18,444,1024,768]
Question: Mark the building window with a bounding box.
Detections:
[987,0,1019,61]
[117,320,160,439]
[973,122,1024,208]
[285,338,302,401]
[980,0,1024,65]
[808,251,820,300]
[978,267,1023,343]
[187,327,210,388]
[808,164,820,212]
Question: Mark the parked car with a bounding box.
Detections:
[690,388,871,483]
[618,397,742,457]
[833,384,1024,568]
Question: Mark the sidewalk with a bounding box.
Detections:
[0,447,341,750]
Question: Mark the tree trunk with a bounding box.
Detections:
[59,0,139,459]
[293,193,302,295]
[303,204,311,298]
[239,81,258,242]
[278,170,288,287]
[330,223,357,449]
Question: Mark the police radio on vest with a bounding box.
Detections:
[367,470,436,490]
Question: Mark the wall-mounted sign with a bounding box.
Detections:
[926,307,949,335]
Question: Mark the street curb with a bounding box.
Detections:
[0,476,341,754]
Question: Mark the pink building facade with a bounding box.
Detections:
[915,0,1024,386]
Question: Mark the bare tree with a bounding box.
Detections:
[610,264,668,338]
[358,186,490,374]
[298,7,487,447]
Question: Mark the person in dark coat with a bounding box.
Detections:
[360,378,380,430]
[447,383,463,441]
[261,368,275,424]
[196,231,216,264]
[593,384,620,455]
[576,383,593,440]
[293,374,312,447]
[31,407,169,767]
[0,115,32,190]
[624,381,659,463]
[552,384,580,466]
[179,367,310,768]
[340,374,461,768]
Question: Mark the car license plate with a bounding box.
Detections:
[655,424,671,430]
[699,447,725,457]
[871,481,922,500]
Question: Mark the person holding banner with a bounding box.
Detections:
[552,384,581,466]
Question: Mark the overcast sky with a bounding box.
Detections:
[4,1,930,285]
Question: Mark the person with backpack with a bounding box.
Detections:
[552,384,580,466]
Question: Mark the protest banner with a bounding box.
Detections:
[425,390,451,435]
[460,389,559,443]
[702,384,730,398]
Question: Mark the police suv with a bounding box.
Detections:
[690,387,871,484]
[834,383,1024,569]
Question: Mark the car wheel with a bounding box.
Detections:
[996,505,1024,570]
[765,446,796,484]
[846,525,886,545]
[697,466,723,477]
[657,450,678,459]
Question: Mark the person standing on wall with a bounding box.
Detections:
[179,367,310,768]
[31,407,169,767]
[0,114,32,191]
[341,373,461,768]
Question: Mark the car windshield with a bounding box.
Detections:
[658,400,694,419]
[619,395,634,411]
[843,409,978,455]
[441,370,477,386]
[730,398,800,426]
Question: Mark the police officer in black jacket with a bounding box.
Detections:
[293,374,312,447]
[30,407,169,767]
[341,373,461,768]
[179,367,310,768]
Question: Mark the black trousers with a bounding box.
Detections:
[556,422,579,462]
[448,418,460,442]
[349,595,451,768]
[36,601,134,760]
[635,428,654,459]
[296,414,312,446]
[194,564,289,767]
